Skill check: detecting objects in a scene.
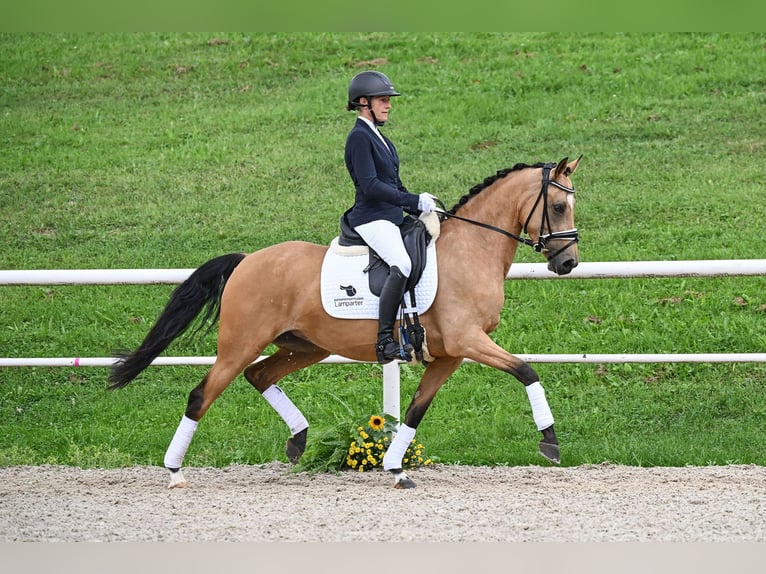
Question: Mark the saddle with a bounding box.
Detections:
[337,209,436,362]
[338,209,432,295]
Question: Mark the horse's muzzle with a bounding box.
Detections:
[548,256,578,275]
[540,230,579,275]
[546,243,579,275]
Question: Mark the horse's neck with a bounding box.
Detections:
[442,184,525,280]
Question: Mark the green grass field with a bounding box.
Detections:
[1,32,765,469]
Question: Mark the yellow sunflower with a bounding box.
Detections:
[368,415,385,431]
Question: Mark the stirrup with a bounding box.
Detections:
[375,336,412,364]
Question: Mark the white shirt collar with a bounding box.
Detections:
[358,116,390,150]
[358,116,378,132]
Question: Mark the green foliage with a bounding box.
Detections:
[2,33,766,469]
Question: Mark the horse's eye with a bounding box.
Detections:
[552,202,566,215]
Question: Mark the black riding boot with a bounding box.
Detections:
[375,266,413,364]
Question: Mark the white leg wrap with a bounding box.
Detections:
[525,381,554,430]
[262,385,309,435]
[383,423,416,470]
[164,415,198,469]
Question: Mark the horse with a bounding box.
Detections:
[109,156,582,489]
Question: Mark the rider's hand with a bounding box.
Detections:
[418,192,438,214]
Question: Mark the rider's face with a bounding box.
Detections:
[366,95,391,122]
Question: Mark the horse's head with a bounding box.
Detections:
[521,156,581,275]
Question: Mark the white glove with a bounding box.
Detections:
[418,192,438,214]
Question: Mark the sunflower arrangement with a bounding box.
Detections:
[344,413,432,472]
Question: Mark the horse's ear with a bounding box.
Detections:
[557,154,583,178]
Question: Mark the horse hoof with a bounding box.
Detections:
[390,469,417,489]
[167,469,188,489]
[538,440,561,465]
[285,428,308,464]
[285,442,302,464]
[394,477,417,489]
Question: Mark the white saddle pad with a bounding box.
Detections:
[320,238,438,319]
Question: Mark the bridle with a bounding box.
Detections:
[438,162,578,260]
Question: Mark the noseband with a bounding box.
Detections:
[440,163,578,259]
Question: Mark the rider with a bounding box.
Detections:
[343,70,439,364]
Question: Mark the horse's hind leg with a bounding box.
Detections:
[244,333,330,464]
[164,357,253,488]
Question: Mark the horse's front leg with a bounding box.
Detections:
[455,329,560,464]
[383,357,463,489]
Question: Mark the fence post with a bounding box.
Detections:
[382,361,401,424]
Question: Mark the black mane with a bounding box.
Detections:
[448,162,549,214]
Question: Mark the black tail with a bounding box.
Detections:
[108,252,247,389]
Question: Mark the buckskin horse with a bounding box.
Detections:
[109,156,582,489]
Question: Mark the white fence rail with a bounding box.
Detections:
[3,353,766,369]
[3,260,766,418]
[2,259,766,285]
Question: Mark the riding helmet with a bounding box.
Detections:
[347,70,400,109]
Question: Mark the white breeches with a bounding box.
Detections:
[354,219,412,278]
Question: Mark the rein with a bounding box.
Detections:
[439,163,578,259]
